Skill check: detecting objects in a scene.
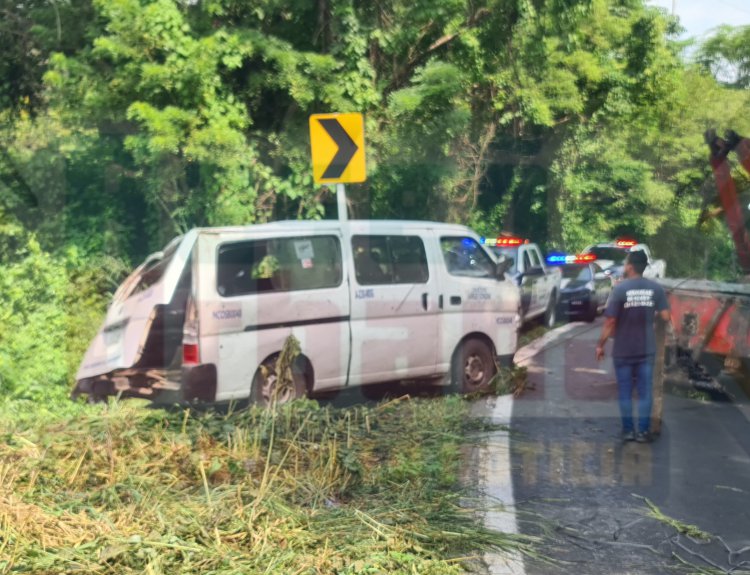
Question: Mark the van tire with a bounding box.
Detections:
[453,339,497,394]
[251,356,307,407]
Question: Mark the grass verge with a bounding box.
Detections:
[0,394,532,574]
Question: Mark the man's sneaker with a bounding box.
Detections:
[635,432,651,443]
[622,431,636,442]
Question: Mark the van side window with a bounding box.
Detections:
[217,236,342,297]
[352,235,429,285]
[390,236,429,283]
[440,237,495,278]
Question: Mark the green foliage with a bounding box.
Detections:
[371,61,471,218]
[0,235,110,404]
[0,0,95,112]
[697,24,750,89]
[2,0,748,260]
[0,238,69,401]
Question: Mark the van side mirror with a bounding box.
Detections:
[521,266,544,278]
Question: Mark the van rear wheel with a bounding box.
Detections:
[252,357,307,407]
[453,339,496,394]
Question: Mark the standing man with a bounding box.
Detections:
[596,250,670,443]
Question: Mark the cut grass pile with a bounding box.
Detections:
[0,395,530,574]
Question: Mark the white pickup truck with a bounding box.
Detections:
[581,240,667,280]
[484,237,562,327]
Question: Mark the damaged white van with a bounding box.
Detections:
[74,220,520,404]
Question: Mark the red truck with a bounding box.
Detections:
[661,131,750,398]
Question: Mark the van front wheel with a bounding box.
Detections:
[454,339,496,394]
[252,357,307,407]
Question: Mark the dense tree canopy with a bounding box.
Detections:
[2,0,749,257]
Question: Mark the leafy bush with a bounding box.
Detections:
[0,237,109,405]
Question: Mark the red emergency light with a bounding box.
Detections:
[575,254,597,263]
[546,253,597,265]
[616,238,637,248]
[496,237,528,246]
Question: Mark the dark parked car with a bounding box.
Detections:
[547,255,613,322]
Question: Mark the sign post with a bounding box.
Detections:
[309,113,366,221]
[336,183,347,222]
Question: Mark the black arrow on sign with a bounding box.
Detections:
[318,118,358,179]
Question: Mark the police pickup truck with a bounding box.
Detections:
[581,238,667,281]
[483,236,562,327]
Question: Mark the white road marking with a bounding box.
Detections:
[473,322,603,575]
[474,393,526,575]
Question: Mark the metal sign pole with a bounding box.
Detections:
[336,183,347,222]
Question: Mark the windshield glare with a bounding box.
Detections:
[587,247,628,263]
[561,264,592,281]
[490,246,518,274]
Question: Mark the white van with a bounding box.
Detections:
[74,220,520,404]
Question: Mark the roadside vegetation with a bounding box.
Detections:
[0,395,534,574]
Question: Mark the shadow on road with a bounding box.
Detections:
[504,320,750,575]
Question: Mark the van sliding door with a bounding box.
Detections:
[348,233,439,386]
[203,232,351,400]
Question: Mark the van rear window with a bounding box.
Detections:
[115,237,182,302]
[217,236,342,297]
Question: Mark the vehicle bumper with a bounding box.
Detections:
[558,293,593,315]
[72,363,217,403]
[181,364,217,402]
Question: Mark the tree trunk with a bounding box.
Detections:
[316,0,331,53]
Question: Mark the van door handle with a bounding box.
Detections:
[450,296,462,306]
[421,293,428,311]
[439,295,444,309]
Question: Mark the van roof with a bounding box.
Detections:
[191,219,476,235]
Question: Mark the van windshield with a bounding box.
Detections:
[440,237,496,278]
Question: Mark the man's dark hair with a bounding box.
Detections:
[627,250,648,275]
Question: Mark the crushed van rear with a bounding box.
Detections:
[73,232,199,401]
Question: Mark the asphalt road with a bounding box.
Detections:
[474,319,750,575]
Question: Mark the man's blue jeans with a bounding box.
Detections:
[613,357,654,434]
